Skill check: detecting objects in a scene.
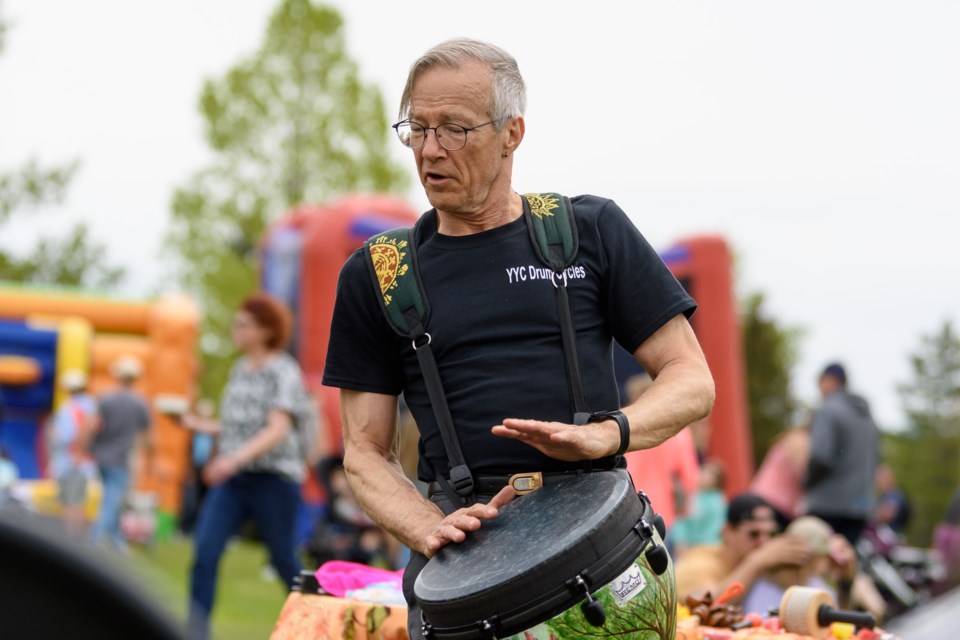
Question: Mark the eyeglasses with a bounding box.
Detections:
[392,119,502,151]
[745,527,779,541]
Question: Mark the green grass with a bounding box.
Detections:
[125,536,290,640]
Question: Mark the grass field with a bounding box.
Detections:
[126,536,290,640]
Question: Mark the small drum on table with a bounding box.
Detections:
[414,469,676,640]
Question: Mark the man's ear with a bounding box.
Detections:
[504,115,525,154]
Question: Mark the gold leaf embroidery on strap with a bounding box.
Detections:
[524,193,559,219]
[369,236,409,306]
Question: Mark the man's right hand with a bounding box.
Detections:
[421,485,516,558]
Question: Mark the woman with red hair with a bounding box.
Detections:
[184,293,309,640]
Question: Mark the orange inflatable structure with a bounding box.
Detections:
[0,284,200,517]
[662,236,753,495]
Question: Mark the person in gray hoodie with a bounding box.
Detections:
[805,363,880,546]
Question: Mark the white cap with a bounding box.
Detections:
[110,355,143,381]
[60,369,88,392]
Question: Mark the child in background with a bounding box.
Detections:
[670,459,727,557]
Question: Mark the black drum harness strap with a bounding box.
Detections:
[363,193,630,506]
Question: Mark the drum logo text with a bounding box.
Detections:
[610,564,647,606]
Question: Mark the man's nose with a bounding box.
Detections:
[420,128,446,157]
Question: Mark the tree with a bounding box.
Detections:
[886,320,960,545]
[167,0,408,400]
[741,292,804,466]
[0,10,123,289]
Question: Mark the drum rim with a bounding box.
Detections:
[415,470,656,637]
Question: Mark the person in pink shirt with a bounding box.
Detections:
[623,374,700,529]
[749,418,811,527]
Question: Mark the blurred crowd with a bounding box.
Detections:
[4,297,959,635]
[0,355,154,552]
[640,363,960,624]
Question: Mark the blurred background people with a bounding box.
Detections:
[933,487,960,594]
[46,369,99,537]
[623,373,701,532]
[805,363,880,546]
[179,399,216,534]
[89,355,153,552]
[674,492,811,604]
[750,415,811,529]
[874,463,913,537]
[181,294,310,640]
[670,459,728,556]
[742,515,857,615]
[304,455,393,569]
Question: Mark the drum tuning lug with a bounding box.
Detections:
[581,592,607,627]
[477,619,497,639]
[420,613,434,639]
[652,513,666,540]
[645,543,669,576]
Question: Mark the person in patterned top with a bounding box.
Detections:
[183,293,310,640]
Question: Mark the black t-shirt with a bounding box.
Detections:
[323,195,696,481]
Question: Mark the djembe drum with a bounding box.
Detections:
[415,469,676,640]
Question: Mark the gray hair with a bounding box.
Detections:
[398,38,526,130]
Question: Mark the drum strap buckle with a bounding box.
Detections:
[508,471,543,495]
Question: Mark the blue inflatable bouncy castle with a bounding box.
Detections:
[0,319,59,478]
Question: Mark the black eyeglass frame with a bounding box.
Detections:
[391,118,504,151]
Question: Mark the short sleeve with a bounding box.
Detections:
[594,199,696,353]
[323,250,405,395]
[271,357,304,416]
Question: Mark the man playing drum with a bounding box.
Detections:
[323,38,715,638]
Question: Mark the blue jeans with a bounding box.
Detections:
[91,465,130,549]
[187,472,301,640]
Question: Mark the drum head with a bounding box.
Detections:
[415,470,644,628]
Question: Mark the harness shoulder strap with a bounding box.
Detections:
[522,193,589,422]
[363,226,429,338]
[363,223,474,504]
[522,192,579,271]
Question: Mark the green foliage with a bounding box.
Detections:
[0,159,78,222]
[885,320,960,546]
[0,9,123,289]
[741,291,803,466]
[167,0,408,401]
[0,222,123,288]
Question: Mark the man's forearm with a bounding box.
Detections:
[343,444,444,555]
[622,361,714,451]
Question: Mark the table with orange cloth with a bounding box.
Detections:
[271,593,884,640]
[271,592,408,640]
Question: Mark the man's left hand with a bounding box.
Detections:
[492,418,618,461]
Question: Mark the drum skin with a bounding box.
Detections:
[415,470,677,640]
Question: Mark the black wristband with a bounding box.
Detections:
[589,410,630,457]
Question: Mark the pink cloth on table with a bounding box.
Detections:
[314,560,404,598]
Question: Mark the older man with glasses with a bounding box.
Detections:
[675,493,814,604]
[324,38,715,637]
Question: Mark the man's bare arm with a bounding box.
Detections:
[493,314,715,458]
[341,389,514,557]
[621,313,716,451]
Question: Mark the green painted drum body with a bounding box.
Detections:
[414,470,677,640]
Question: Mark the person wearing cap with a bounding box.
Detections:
[805,362,880,546]
[47,369,100,536]
[742,515,858,615]
[674,492,812,603]
[89,355,153,552]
